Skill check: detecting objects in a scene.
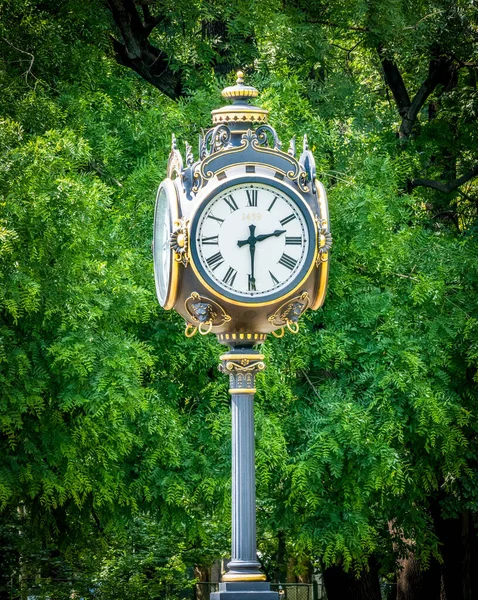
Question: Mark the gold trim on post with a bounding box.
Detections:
[217,333,268,343]
[229,388,256,395]
[220,354,265,361]
[222,573,267,582]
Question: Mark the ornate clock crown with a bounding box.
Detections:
[211,71,269,125]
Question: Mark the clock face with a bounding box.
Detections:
[190,180,316,304]
[153,180,176,308]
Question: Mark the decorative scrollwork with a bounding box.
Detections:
[298,171,309,193]
[204,125,232,155]
[184,292,232,337]
[199,131,207,161]
[170,217,189,267]
[220,358,266,374]
[268,292,310,334]
[167,134,184,180]
[315,216,333,265]
[185,142,194,166]
[255,125,282,150]
[192,170,202,193]
[299,134,317,193]
[241,128,257,144]
[193,126,309,193]
[288,136,296,157]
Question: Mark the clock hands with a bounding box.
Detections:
[255,229,286,242]
[237,224,257,249]
[237,226,287,290]
[237,225,258,290]
[237,228,286,248]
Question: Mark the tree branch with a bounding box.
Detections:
[2,37,37,85]
[378,45,458,140]
[410,164,478,194]
[106,0,184,100]
[399,54,456,139]
[378,45,411,118]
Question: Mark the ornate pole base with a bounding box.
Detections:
[215,346,278,600]
[211,582,278,600]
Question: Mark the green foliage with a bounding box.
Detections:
[0,0,477,596]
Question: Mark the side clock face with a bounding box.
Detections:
[190,179,316,304]
[153,179,178,309]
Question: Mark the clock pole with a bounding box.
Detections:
[211,346,278,600]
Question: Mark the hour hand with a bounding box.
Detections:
[255,229,286,242]
[237,224,257,247]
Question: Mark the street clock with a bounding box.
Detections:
[153,72,333,595]
[153,71,331,344]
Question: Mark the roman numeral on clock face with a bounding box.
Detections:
[278,253,297,270]
[246,190,258,207]
[267,196,278,212]
[269,271,279,285]
[285,236,302,245]
[208,213,224,225]
[248,275,256,291]
[280,213,296,226]
[206,252,224,270]
[224,195,239,212]
[202,235,219,245]
[223,267,237,286]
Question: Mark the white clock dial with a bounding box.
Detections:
[153,179,177,308]
[192,182,313,301]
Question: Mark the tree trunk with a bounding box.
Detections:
[461,510,478,600]
[323,557,381,600]
[194,565,211,600]
[106,0,184,99]
[396,554,441,600]
[286,555,297,583]
[297,557,313,584]
[431,506,478,600]
[274,530,287,583]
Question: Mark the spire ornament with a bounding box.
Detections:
[211,71,269,125]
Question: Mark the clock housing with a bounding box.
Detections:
[152,73,331,344]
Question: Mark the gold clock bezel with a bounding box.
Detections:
[187,176,318,308]
[310,179,330,310]
[153,178,180,310]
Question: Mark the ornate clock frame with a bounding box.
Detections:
[154,72,331,344]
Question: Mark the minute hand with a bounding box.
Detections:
[255,229,286,242]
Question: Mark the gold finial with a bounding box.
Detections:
[221,70,259,100]
[212,68,268,124]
